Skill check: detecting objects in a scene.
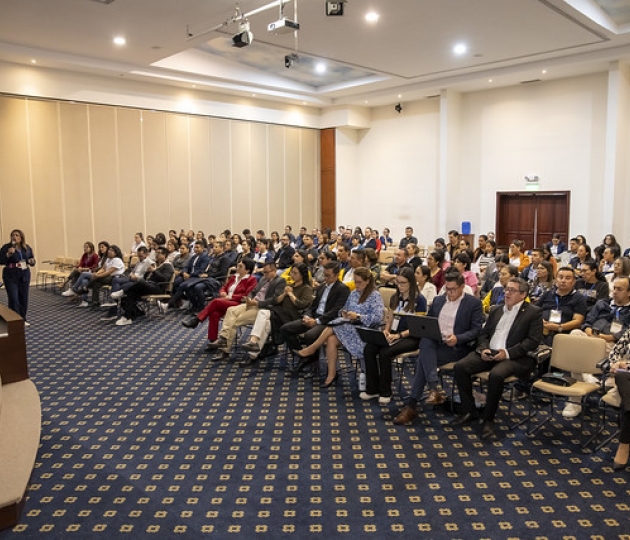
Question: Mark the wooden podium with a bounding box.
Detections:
[0,304,28,384]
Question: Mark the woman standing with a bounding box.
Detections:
[0,229,36,320]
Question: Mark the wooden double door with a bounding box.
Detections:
[496,191,570,250]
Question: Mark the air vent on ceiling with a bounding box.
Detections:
[425,94,440,99]
[520,79,541,84]
[89,0,116,4]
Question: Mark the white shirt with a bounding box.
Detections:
[489,300,525,356]
[438,293,465,339]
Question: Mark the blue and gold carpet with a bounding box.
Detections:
[1,289,629,539]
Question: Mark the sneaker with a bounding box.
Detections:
[62,289,76,297]
[115,316,133,326]
[359,392,379,401]
[379,396,392,405]
[110,289,124,299]
[100,314,118,321]
[359,372,367,392]
[179,300,190,311]
[101,301,117,308]
[24,321,31,327]
[158,301,169,314]
[582,374,599,385]
[562,402,582,418]
[79,301,89,308]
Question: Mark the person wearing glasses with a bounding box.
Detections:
[453,277,543,439]
[361,267,427,405]
[393,271,484,425]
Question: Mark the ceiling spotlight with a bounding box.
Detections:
[395,103,402,114]
[113,36,126,46]
[315,62,326,74]
[453,43,467,55]
[232,21,253,47]
[365,11,380,23]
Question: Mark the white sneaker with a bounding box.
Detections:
[100,314,117,322]
[79,301,89,308]
[359,372,367,392]
[115,316,132,326]
[24,321,31,327]
[359,392,379,401]
[180,300,190,311]
[101,301,117,308]
[378,396,391,405]
[582,374,599,385]
[110,289,124,299]
[562,402,582,418]
[158,301,169,313]
[62,289,76,297]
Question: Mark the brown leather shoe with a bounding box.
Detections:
[393,405,419,425]
[426,389,446,405]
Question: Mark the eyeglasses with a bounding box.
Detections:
[444,286,460,292]
[504,287,521,294]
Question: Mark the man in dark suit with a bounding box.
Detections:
[280,262,350,373]
[394,271,484,425]
[453,277,543,439]
[160,241,209,311]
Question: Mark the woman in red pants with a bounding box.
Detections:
[182,258,257,343]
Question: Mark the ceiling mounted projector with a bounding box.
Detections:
[267,18,299,34]
[232,21,253,47]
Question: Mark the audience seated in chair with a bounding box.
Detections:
[282,262,350,375]
[159,241,209,313]
[453,277,543,439]
[393,271,484,425]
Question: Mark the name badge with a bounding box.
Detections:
[18,260,27,270]
[610,320,623,334]
[549,309,562,324]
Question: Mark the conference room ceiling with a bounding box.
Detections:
[2,0,630,107]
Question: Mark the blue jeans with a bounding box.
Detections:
[410,338,467,403]
[72,271,93,293]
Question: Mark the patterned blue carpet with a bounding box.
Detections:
[1,289,629,539]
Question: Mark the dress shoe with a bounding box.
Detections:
[393,405,419,425]
[211,351,230,362]
[452,412,477,427]
[481,420,496,440]
[240,355,259,367]
[205,338,227,351]
[242,340,261,352]
[182,316,200,329]
[426,389,446,405]
[292,357,315,373]
[320,374,338,388]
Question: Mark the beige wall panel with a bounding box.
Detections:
[230,121,251,233]
[189,115,212,231]
[284,127,300,229]
[250,123,269,232]
[0,97,33,242]
[116,108,144,248]
[300,129,319,230]
[210,119,231,232]
[89,105,120,245]
[59,102,93,253]
[267,124,285,231]
[166,114,190,230]
[27,100,64,263]
[142,111,168,236]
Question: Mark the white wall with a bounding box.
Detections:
[335,100,441,243]
[335,72,628,248]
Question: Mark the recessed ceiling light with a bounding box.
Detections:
[315,63,326,74]
[364,100,368,104]
[252,93,256,97]
[365,11,380,23]
[192,85,196,88]
[113,36,126,46]
[398,94,402,98]
[453,43,467,55]
[30,59,36,64]
[488,79,493,83]
[542,69,547,74]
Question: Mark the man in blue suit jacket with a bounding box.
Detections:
[164,241,210,310]
[394,271,484,425]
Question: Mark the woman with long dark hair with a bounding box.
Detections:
[362,267,427,404]
[297,267,384,388]
[0,229,36,320]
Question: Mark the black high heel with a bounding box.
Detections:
[320,373,338,388]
